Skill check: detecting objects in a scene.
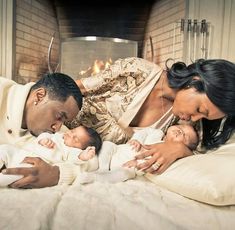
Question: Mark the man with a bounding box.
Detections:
[0,73,83,188]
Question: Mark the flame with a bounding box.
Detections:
[79,58,112,77]
[105,58,112,69]
[92,60,104,75]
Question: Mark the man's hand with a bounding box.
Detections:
[2,157,59,189]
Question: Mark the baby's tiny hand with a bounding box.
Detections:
[123,159,138,168]
[128,139,142,152]
[38,138,55,149]
[78,146,96,161]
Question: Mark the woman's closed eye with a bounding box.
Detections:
[197,107,208,117]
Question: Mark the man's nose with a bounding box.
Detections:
[51,121,63,132]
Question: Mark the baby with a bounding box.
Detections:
[37,125,102,162]
[0,126,102,187]
[78,124,199,184]
[125,123,199,168]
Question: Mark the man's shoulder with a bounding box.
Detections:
[0,77,16,88]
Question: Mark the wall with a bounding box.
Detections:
[143,0,186,67]
[145,0,235,66]
[0,0,14,79]
[188,0,235,62]
[15,0,60,83]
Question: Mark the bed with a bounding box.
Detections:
[1,136,235,229]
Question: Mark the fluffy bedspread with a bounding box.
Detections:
[2,137,235,229]
[1,176,235,230]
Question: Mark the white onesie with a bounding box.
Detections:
[0,132,98,187]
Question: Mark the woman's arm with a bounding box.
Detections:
[76,79,87,95]
[75,58,123,94]
[75,57,161,95]
[134,141,192,174]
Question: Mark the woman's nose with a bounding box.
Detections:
[191,113,204,122]
[172,106,179,116]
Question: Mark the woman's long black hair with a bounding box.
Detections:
[166,59,235,149]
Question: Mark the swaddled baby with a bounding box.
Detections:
[78,124,199,184]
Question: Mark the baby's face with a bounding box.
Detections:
[164,124,197,147]
[63,126,90,149]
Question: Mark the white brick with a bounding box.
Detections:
[143,0,186,62]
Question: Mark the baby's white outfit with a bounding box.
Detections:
[0,132,98,186]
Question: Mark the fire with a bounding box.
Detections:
[79,58,112,77]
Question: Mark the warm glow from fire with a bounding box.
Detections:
[92,60,104,74]
[79,58,112,77]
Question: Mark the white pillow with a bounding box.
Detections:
[145,139,235,206]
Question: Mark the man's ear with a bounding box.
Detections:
[33,88,47,103]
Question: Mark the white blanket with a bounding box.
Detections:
[1,141,235,229]
[1,178,235,230]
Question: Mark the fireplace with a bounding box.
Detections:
[60,36,138,80]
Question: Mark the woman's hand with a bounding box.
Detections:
[76,79,87,95]
[134,141,192,174]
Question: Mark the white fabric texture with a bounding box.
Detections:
[0,77,34,145]
[0,138,98,187]
[145,134,235,206]
[1,178,235,230]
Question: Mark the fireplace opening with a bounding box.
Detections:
[60,36,138,79]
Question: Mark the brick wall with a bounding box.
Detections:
[15,0,60,83]
[143,0,186,67]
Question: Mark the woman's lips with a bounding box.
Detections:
[180,115,190,121]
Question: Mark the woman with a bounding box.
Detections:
[135,58,235,174]
[73,57,175,144]
[72,57,235,174]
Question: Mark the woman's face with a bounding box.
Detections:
[172,87,225,122]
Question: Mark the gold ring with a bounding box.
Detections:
[151,162,161,171]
